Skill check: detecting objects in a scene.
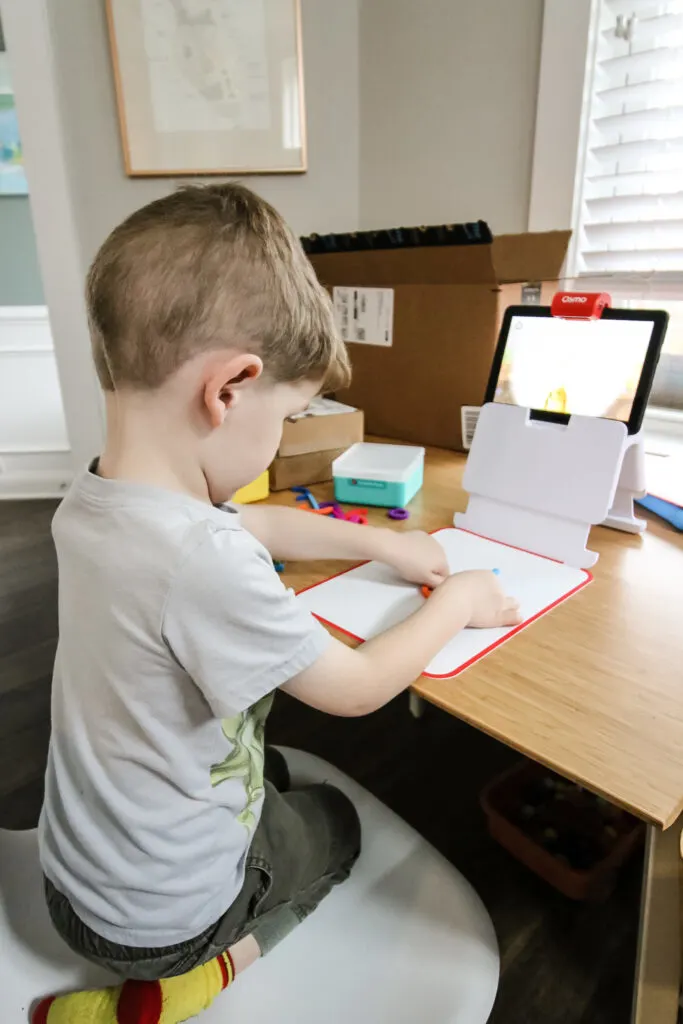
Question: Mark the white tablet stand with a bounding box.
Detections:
[455,291,647,570]
[455,404,645,569]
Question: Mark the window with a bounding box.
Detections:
[574,1,683,276]
[530,0,683,414]
[620,298,683,409]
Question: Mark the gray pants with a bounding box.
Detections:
[44,749,361,980]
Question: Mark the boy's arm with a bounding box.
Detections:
[283,570,522,716]
[239,504,449,587]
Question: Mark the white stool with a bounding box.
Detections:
[1,749,499,1023]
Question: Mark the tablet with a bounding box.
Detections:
[485,306,669,434]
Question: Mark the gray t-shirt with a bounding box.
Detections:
[38,468,330,947]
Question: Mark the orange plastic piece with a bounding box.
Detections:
[420,585,433,599]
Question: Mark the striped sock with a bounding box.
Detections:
[32,950,235,1024]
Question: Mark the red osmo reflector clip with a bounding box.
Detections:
[550,292,611,320]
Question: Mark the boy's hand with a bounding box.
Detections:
[380,530,450,587]
[286,567,522,718]
[430,569,522,628]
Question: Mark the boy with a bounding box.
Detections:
[35,184,520,1024]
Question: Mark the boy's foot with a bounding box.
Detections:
[32,949,235,1024]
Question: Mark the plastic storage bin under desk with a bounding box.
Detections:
[332,443,425,508]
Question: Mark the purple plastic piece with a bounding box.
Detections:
[387,507,410,521]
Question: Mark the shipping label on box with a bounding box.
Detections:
[520,282,542,305]
[333,286,394,346]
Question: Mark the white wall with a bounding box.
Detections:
[48,0,360,270]
[528,0,593,237]
[358,0,544,234]
[2,0,106,490]
[0,0,359,497]
[0,307,72,499]
[2,0,548,498]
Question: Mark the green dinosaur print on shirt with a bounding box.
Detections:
[209,692,274,831]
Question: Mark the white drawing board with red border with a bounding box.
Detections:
[297,528,591,679]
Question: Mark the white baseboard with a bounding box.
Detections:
[0,449,74,500]
[643,406,683,456]
[0,305,52,349]
[0,472,72,500]
[0,306,74,499]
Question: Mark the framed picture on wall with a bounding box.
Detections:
[106,0,307,177]
[0,25,29,196]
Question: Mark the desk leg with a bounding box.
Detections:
[631,816,681,1024]
[408,693,425,719]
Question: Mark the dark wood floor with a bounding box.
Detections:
[0,499,641,1023]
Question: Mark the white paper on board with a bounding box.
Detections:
[333,287,394,347]
[297,528,591,678]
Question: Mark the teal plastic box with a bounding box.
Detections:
[332,442,425,508]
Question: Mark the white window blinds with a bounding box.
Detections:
[574,0,683,276]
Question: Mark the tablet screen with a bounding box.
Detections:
[492,314,656,424]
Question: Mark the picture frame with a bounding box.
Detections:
[0,24,29,196]
[106,0,307,177]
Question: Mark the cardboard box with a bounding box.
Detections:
[270,447,349,492]
[310,230,570,451]
[279,399,364,457]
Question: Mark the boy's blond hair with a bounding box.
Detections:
[86,183,350,392]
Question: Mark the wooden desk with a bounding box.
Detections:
[273,445,683,1024]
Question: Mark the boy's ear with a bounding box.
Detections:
[203,353,264,428]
